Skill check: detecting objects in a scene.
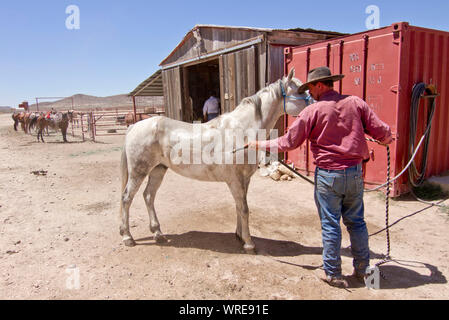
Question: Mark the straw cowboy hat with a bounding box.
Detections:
[298,66,345,93]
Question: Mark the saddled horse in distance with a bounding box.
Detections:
[119,69,310,253]
[24,112,40,134]
[12,112,26,132]
[36,112,70,143]
[12,112,21,131]
[13,111,39,134]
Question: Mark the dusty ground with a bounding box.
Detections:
[1,113,448,300]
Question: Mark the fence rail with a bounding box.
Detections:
[69,108,164,142]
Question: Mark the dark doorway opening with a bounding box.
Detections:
[183,59,220,123]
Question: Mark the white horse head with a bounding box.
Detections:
[280,68,312,117]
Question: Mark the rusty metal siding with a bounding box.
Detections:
[284,22,449,197]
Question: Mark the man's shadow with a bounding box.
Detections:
[371,260,447,290]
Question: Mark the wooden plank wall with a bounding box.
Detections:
[163,27,263,66]
[268,45,286,83]
[162,67,183,121]
[220,45,259,113]
[268,45,288,158]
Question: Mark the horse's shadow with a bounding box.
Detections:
[135,231,320,257]
[136,231,387,259]
[135,231,447,289]
[43,140,83,144]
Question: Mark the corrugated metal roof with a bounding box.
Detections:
[159,24,344,67]
[193,24,344,35]
[129,69,163,96]
[286,27,347,36]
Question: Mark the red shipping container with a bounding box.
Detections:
[284,22,449,197]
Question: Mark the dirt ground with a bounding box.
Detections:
[1,113,448,300]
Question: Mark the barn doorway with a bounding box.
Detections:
[183,59,220,123]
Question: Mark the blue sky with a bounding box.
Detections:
[1,0,448,107]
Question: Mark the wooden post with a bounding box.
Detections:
[132,96,137,124]
[90,112,95,142]
[80,113,85,142]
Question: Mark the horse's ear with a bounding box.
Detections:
[287,68,295,82]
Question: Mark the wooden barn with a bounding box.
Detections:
[158,25,342,126]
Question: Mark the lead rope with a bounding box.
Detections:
[366,138,392,280]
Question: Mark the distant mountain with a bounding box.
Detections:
[27,94,164,112]
[0,106,14,113]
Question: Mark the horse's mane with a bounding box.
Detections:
[234,79,284,120]
[213,76,301,124]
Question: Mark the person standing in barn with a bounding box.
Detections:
[247,66,393,288]
[202,90,220,122]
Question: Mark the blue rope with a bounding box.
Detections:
[280,82,312,114]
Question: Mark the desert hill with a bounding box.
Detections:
[26,94,164,112]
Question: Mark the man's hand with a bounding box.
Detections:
[379,135,394,146]
[246,141,259,150]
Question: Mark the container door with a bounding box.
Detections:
[285,48,309,172]
[285,44,338,175]
[361,34,400,188]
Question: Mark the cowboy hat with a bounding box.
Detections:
[298,66,345,93]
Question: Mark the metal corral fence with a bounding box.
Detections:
[69,107,164,142]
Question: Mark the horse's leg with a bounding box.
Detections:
[227,178,255,254]
[119,171,146,247]
[38,128,44,142]
[142,164,167,242]
[62,127,68,142]
[235,177,250,241]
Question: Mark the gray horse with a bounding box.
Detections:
[119,69,310,253]
[36,112,69,143]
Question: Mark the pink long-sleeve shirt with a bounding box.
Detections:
[259,90,392,170]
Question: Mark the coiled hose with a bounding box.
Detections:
[408,83,437,188]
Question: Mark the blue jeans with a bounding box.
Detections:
[207,113,219,121]
[314,163,369,277]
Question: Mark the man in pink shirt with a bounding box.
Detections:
[249,67,392,288]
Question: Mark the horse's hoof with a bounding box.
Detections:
[243,244,257,255]
[150,224,161,234]
[154,233,168,243]
[123,237,136,247]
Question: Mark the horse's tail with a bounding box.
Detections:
[12,113,18,131]
[119,142,129,217]
[120,146,128,192]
